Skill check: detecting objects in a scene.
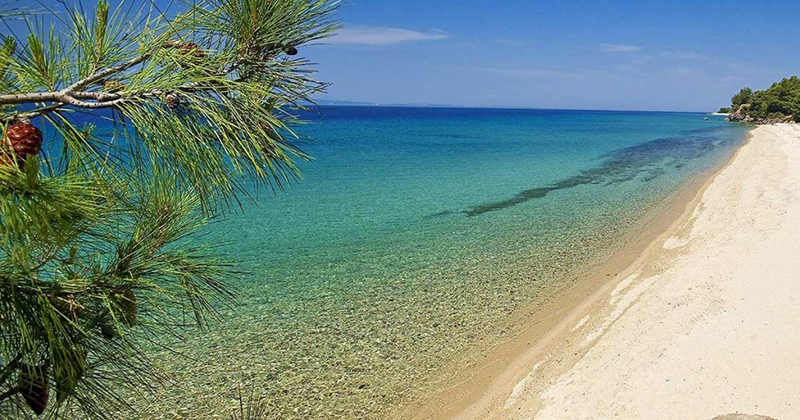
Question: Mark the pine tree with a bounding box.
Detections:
[0,0,338,417]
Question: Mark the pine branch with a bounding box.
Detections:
[0,54,149,106]
[0,1,341,417]
[2,54,260,121]
[63,54,150,93]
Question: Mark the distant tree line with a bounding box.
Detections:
[720,76,800,123]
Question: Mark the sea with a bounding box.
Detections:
[127,107,750,418]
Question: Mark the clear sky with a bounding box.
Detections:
[6,1,800,112]
[304,0,800,111]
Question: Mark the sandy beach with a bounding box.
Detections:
[410,124,800,419]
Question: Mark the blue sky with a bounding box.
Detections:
[6,1,800,111]
[304,0,800,111]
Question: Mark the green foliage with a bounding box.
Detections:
[731,87,753,108]
[0,0,339,417]
[728,77,800,123]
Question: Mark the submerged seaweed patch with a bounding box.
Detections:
[464,128,733,217]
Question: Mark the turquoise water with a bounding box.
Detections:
[136,108,749,418]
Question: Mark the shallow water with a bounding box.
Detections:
[129,107,748,418]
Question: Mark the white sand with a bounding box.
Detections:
[495,124,800,419]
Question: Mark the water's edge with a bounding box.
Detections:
[398,125,756,419]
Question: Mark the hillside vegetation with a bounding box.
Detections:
[720,76,800,124]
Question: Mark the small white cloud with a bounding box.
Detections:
[598,43,643,52]
[326,26,449,46]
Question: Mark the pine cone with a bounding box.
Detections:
[178,42,207,68]
[2,122,42,166]
[18,364,49,416]
[100,320,118,340]
[285,46,298,56]
[103,80,124,93]
[165,93,180,110]
[178,42,205,57]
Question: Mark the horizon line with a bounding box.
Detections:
[310,101,718,115]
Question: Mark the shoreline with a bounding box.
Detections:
[400,126,757,419]
[523,123,800,419]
